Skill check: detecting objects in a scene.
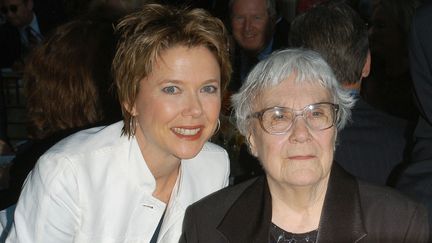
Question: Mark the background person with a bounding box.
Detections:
[362,0,420,121]
[181,49,429,242]
[220,0,290,185]
[227,0,289,93]
[6,4,231,242]
[288,1,410,185]
[0,0,66,69]
[396,0,432,235]
[0,12,122,211]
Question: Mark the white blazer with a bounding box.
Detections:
[6,121,230,243]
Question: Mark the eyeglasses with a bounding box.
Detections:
[248,102,339,135]
[0,4,19,15]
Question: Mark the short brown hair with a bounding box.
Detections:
[113,4,231,137]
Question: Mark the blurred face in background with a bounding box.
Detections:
[230,0,275,55]
[0,0,33,28]
[368,0,405,64]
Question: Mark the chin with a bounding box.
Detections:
[245,45,261,53]
[284,170,323,187]
[174,143,206,160]
[289,177,321,187]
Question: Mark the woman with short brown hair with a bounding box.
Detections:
[8,4,231,242]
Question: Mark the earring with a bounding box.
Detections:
[214,118,221,135]
[130,116,136,136]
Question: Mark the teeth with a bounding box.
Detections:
[173,127,201,136]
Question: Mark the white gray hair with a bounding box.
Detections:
[231,48,355,136]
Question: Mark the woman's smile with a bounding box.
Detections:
[172,126,204,140]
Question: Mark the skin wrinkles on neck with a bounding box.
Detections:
[268,174,329,233]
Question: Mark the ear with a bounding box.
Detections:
[247,133,258,157]
[361,50,371,78]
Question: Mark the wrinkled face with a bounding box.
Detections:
[0,0,33,28]
[249,75,336,188]
[131,46,221,161]
[231,0,274,54]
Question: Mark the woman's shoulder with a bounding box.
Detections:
[47,121,124,155]
[33,122,127,178]
[357,180,425,210]
[357,180,429,232]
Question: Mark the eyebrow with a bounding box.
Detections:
[159,78,220,85]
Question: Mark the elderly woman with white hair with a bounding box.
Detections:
[180,48,429,243]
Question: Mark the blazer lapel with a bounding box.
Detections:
[217,177,272,242]
[216,164,367,243]
[318,163,367,242]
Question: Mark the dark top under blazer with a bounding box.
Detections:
[180,164,429,243]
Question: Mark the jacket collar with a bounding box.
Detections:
[216,164,367,242]
[217,176,271,242]
[317,163,367,242]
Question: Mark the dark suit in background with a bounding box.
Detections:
[407,1,432,162]
[335,97,412,185]
[0,0,66,68]
[395,1,432,234]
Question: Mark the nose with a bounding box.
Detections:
[244,18,252,32]
[288,116,312,143]
[182,93,203,117]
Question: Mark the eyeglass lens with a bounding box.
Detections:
[1,5,18,14]
[260,103,337,134]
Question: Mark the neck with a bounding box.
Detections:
[152,165,180,203]
[135,127,181,203]
[342,81,361,92]
[147,151,180,203]
[268,176,329,233]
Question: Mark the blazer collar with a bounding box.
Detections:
[317,163,367,242]
[216,164,367,242]
[217,177,271,242]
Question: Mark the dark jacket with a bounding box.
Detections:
[0,7,66,68]
[396,0,432,235]
[335,97,412,185]
[181,164,429,242]
[408,1,432,163]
